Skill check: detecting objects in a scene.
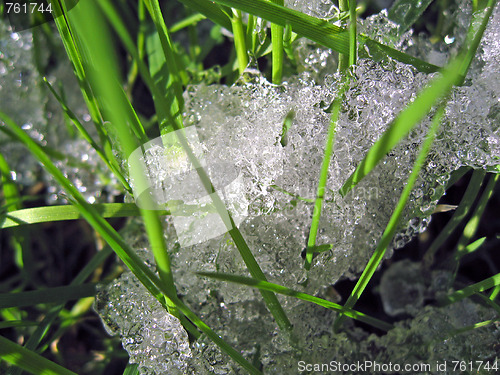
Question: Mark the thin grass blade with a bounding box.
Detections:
[197,272,393,331]
[333,104,446,331]
[1,203,166,229]
[0,284,96,309]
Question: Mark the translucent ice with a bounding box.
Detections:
[0,22,117,204]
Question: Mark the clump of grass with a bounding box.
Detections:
[1,0,499,374]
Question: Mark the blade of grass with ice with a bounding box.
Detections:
[333,104,446,331]
[305,81,347,270]
[210,0,441,73]
[147,0,292,331]
[197,272,393,331]
[340,0,496,196]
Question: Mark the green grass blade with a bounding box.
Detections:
[305,81,347,270]
[178,0,232,30]
[1,203,166,229]
[197,272,393,331]
[0,335,77,375]
[438,273,500,306]
[145,0,185,119]
[48,0,119,171]
[333,104,446,331]
[0,284,96,308]
[231,9,249,75]
[423,169,485,266]
[388,0,434,34]
[43,77,132,191]
[358,37,440,73]
[454,174,499,262]
[0,321,38,329]
[270,0,284,83]
[170,13,207,33]
[123,364,140,375]
[349,0,357,67]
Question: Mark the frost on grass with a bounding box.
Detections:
[96,4,500,374]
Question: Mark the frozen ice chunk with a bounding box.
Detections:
[379,260,426,316]
[95,269,193,374]
[285,0,338,19]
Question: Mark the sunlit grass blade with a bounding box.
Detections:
[454,174,498,262]
[388,0,434,34]
[305,80,348,270]
[43,77,132,191]
[197,272,393,331]
[270,0,284,83]
[349,0,357,67]
[231,8,249,75]
[1,203,166,229]
[333,104,446,331]
[178,0,232,30]
[0,335,77,375]
[0,284,96,308]
[438,273,500,306]
[339,57,462,197]
[423,169,485,266]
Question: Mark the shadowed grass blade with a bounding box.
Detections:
[454,174,499,262]
[423,169,485,266]
[0,335,77,375]
[0,284,96,309]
